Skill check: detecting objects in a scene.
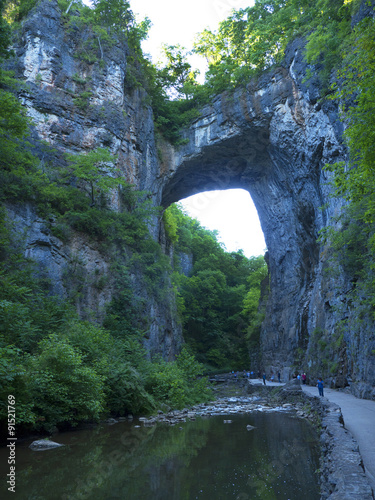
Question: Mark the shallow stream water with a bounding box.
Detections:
[0,412,320,499]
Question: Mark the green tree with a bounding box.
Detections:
[0,0,10,56]
[64,148,125,206]
[322,16,375,316]
[156,44,199,100]
[192,0,358,94]
[92,0,133,33]
[0,0,46,204]
[30,335,105,430]
[326,18,375,207]
[91,0,150,51]
[0,346,35,431]
[3,0,38,23]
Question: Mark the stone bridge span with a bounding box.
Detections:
[10,0,346,372]
[158,49,345,371]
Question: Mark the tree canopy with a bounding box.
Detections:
[1,0,375,434]
[165,203,268,371]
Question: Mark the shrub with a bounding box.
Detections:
[145,348,211,409]
[30,335,105,431]
[0,346,35,434]
[104,362,155,416]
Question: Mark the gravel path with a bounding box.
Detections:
[302,384,375,493]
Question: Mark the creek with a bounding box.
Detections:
[0,401,320,500]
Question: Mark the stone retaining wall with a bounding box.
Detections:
[246,380,374,499]
[319,399,373,499]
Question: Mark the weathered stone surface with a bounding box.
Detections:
[29,439,64,451]
[156,31,375,394]
[320,401,374,499]
[5,0,182,359]
[157,46,348,379]
[4,0,375,388]
[6,202,113,322]
[282,378,302,392]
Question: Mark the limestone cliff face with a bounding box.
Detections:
[6,0,182,360]
[6,1,375,394]
[159,39,374,396]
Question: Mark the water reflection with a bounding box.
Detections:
[0,413,319,499]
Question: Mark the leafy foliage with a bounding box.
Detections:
[166,204,267,371]
[193,0,361,93]
[3,0,38,24]
[64,147,124,206]
[30,335,105,430]
[138,45,208,144]
[0,209,212,435]
[321,16,375,323]
[145,347,211,409]
[0,0,41,201]
[130,0,364,142]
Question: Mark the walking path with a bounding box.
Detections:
[302,384,375,493]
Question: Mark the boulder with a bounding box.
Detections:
[29,439,64,451]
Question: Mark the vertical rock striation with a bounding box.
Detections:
[160,39,373,393]
[5,0,182,359]
[5,0,374,392]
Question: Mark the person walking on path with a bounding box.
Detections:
[317,378,324,396]
[262,373,266,385]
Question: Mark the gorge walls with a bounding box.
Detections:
[6,0,183,360]
[6,0,375,396]
[159,39,349,383]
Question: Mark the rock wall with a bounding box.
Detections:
[5,0,375,392]
[158,37,374,393]
[6,0,182,360]
[158,40,351,378]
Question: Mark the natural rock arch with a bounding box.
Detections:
[157,49,345,372]
[9,0,347,372]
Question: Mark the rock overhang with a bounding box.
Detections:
[156,56,345,369]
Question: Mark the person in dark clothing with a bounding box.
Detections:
[317,378,324,397]
[262,373,266,385]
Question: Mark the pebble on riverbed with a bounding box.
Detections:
[246,425,256,431]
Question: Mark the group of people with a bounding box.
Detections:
[261,370,325,396]
[232,369,325,396]
[231,370,256,379]
[293,372,325,396]
[293,372,307,384]
[261,371,281,385]
[295,373,325,396]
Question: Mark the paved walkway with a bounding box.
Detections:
[302,384,375,493]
